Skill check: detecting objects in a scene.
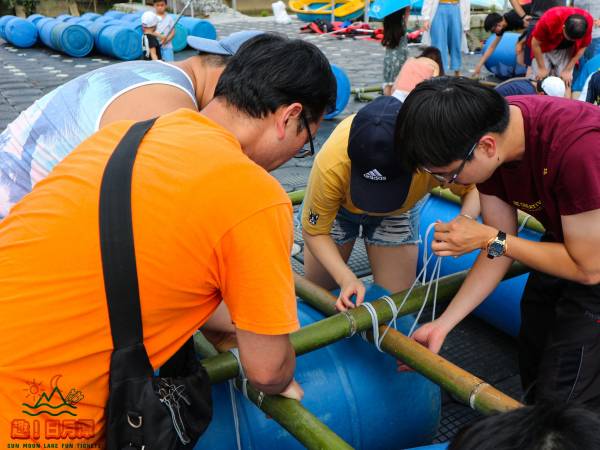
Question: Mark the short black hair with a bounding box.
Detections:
[484,13,503,33]
[449,402,600,450]
[418,46,444,76]
[214,33,337,124]
[564,14,588,40]
[395,77,509,171]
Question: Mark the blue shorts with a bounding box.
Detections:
[298,195,427,247]
[161,47,174,62]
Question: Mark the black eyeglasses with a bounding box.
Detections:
[294,112,315,159]
[422,140,478,184]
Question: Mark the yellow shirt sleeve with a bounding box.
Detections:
[301,116,354,235]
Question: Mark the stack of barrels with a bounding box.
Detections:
[0,9,217,60]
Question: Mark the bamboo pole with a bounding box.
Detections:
[294,275,523,415]
[286,189,545,234]
[201,263,529,384]
[237,379,354,450]
[351,85,383,94]
[198,333,354,449]
[430,187,545,234]
[287,189,305,206]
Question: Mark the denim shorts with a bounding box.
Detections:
[297,195,427,247]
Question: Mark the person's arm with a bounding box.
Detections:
[236,329,302,398]
[560,47,587,87]
[458,186,481,219]
[531,37,549,79]
[474,35,501,77]
[421,0,433,31]
[303,231,365,310]
[411,193,517,353]
[508,0,530,25]
[150,46,159,61]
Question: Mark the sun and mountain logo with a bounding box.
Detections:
[22,375,84,417]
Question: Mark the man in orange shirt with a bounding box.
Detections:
[0,33,336,447]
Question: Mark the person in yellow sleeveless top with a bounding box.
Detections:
[301,96,480,311]
[0,34,337,447]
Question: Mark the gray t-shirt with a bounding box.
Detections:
[575,0,600,39]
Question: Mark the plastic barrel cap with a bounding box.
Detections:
[325,64,351,120]
[5,18,38,48]
[52,23,94,57]
[97,25,142,61]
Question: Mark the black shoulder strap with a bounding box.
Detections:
[99,118,158,350]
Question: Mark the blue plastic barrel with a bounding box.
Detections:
[120,12,141,22]
[172,23,188,52]
[87,20,115,46]
[94,15,113,24]
[196,285,441,450]
[178,16,216,39]
[104,10,126,20]
[482,32,526,80]
[65,16,83,24]
[80,12,101,21]
[39,19,60,49]
[417,195,542,337]
[97,25,142,61]
[0,15,17,40]
[325,64,351,119]
[55,14,72,22]
[406,444,449,450]
[77,20,95,29]
[26,14,45,25]
[4,17,38,48]
[50,22,94,57]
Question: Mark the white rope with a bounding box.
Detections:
[228,348,246,450]
[517,214,532,233]
[360,302,383,351]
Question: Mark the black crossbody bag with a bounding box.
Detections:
[99,119,212,449]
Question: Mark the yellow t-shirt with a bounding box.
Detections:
[0,109,298,447]
[302,114,474,235]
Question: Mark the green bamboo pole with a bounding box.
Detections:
[198,335,353,449]
[201,263,528,384]
[351,85,383,94]
[287,189,305,206]
[286,188,545,234]
[430,187,545,233]
[237,380,354,450]
[294,275,523,415]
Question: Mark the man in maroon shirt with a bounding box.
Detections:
[529,7,593,85]
[395,77,600,407]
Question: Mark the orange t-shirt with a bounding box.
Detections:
[0,109,299,447]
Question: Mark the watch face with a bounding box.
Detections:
[489,241,504,257]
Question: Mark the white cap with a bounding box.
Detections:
[540,76,566,98]
[141,11,159,28]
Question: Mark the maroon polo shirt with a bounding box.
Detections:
[478,96,600,241]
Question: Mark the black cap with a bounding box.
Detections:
[348,96,412,213]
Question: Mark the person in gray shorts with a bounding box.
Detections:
[298,96,480,311]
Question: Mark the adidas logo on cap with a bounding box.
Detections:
[363,169,386,181]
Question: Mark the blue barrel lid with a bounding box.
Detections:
[0,15,17,40]
[50,22,94,57]
[96,25,142,61]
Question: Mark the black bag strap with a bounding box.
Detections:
[99,118,158,350]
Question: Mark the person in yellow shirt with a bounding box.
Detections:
[301,96,480,310]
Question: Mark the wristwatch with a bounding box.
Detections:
[486,231,507,259]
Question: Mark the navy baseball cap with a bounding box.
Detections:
[187,30,263,56]
[349,95,413,213]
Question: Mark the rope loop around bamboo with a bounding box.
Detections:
[341,310,358,337]
[469,381,490,410]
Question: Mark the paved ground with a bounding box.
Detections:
[0,16,517,447]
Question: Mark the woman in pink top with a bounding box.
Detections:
[392,47,444,102]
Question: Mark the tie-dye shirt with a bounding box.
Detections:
[0,60,196,218]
